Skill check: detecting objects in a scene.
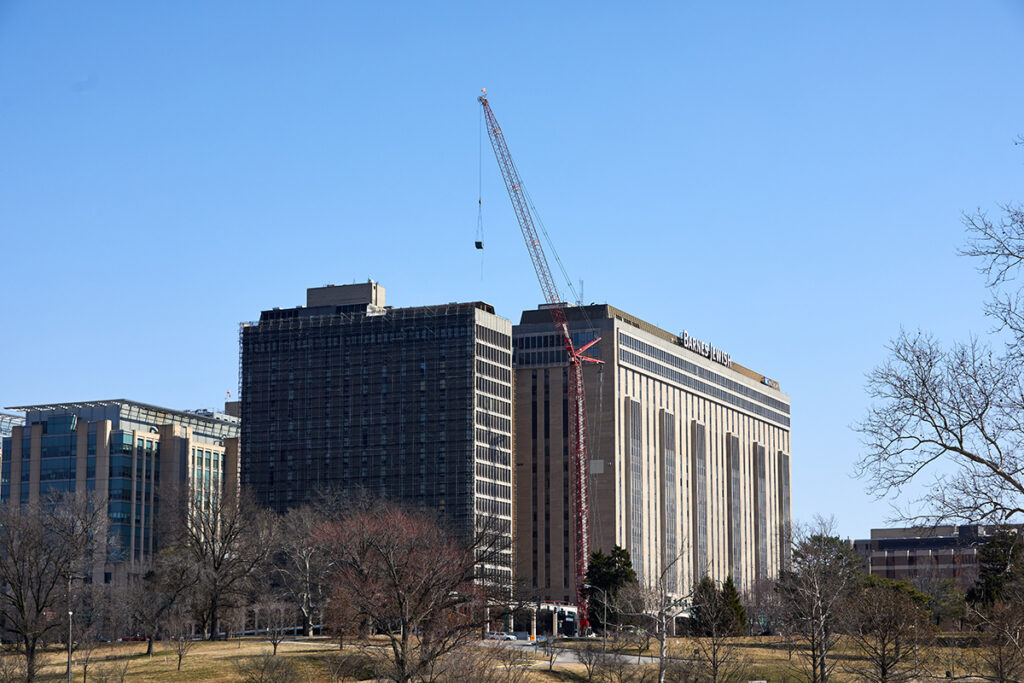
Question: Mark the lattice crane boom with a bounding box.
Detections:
[479,90,601,630]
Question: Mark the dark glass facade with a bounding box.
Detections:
[240,287,514,584]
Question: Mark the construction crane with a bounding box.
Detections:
[479,89,602,631]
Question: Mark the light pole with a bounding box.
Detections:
[583,584,608,652]
[67,610,73,683]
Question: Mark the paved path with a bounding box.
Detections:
[483,639,663,666]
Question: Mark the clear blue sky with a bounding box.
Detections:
[2,2,1023,539]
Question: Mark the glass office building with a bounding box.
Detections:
[241,282,514,585]
[1,400,239,583]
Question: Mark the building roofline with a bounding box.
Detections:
[518,303,785,393]
[5,399,240,426]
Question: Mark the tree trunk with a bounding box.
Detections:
[146,636,154,656]
[24,640,36,683]
[209,607,219,641]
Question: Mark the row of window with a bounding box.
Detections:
[476,498,511,517]
[475,446,511,467]
[475,462,512,483]
[476,359,511,384]
[476,394,511,416]
[619,333,790,414]
[476,428,511,450]
[515,349,567,366]
[475,324,511,350]
[619,348,791,427]
[475,410,511,434]
[476,342,511,367]
[248,323,474,353]
[476,480,511,500]
[476,376,511,400]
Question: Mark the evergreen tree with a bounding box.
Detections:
[721,575,746,636]
[967,528,1023,606]
[689,576,720,637]
[584,546,637,630]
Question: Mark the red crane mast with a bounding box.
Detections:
[479,91,601,630]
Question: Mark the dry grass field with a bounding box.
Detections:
[21,638,354,682]
[0,633,993,681]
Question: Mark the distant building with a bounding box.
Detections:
[853,524,1023,592]
[240,282,514,585]
[1,399,239,583]
[513,304,792,602]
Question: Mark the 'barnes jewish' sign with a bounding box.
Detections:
[681,330,732,368]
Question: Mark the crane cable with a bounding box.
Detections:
[476,104,486,277]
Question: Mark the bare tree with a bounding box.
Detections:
[614,552,689,683]
[0,497,107,682]
[539,634,560,671]
[685,577,746,683]
[165,607,197,671]
[258,599,293,655]
[74,584,125,683]
[0,651,26,683]
[594,642,655,683]
[273,505,332,636]
[744,576,786,635]
[127,543,198,655]
[576,641,605,683]
[226,605,248,646]
[321,650,378,683]
[493,642,532,683]
[841,578,933,683]
[858,156,1024,525]
[973,582,1024,683]
[236,652,300,683]
[319,501,503,683]
[91,644,131,683]
[777,518,863,683]
[423,646,501,683]
[186,490,279,639]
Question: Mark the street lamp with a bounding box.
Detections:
[67,610,73,683]
[583,584,609,652]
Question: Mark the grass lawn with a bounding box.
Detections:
[4,633,989,681]
[26,637,351,682]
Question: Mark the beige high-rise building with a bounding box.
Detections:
[513,304,791,601]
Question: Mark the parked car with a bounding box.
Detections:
[485,632,517,641]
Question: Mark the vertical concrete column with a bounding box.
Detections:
[10,426,23,506]
[28,424,42,507]
[94,421,111,584]
[552,610,558,638]
[75,422,88,501]
[128,432,138,566]
[530,609,536,642]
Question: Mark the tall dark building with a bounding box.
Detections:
[240,282,514,583]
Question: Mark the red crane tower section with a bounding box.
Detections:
[479,91,602,629]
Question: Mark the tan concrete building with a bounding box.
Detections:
[853,524,1022,592]
[513,304,791,601]
[1,400,239,583]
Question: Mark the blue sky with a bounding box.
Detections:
[2,2,1023,539]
